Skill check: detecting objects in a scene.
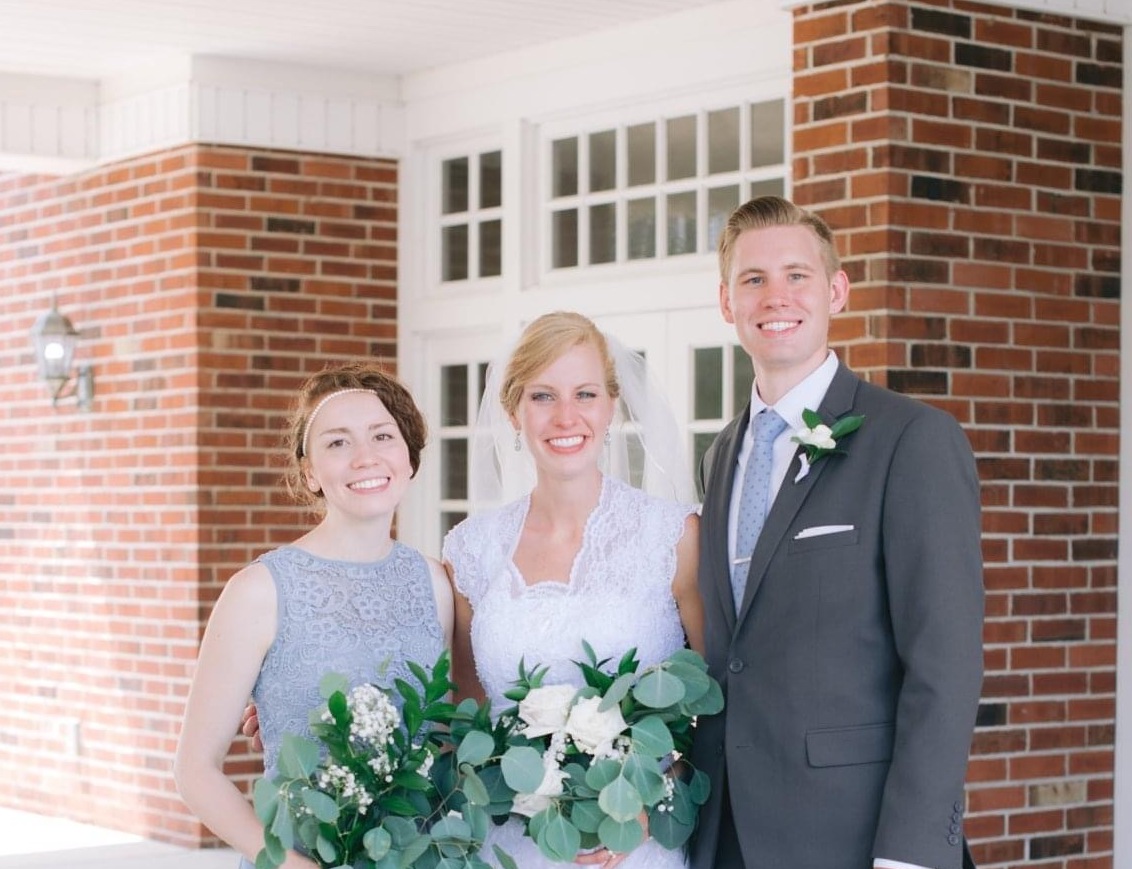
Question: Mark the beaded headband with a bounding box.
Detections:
[299,388,376,457]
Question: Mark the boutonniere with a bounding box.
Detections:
[790,408,865,483]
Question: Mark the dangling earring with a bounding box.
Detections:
[603,427,611,446]
[514,430,522,452]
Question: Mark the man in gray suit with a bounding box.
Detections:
[689,196,984,869]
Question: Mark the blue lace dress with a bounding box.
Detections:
[236,543,446,869]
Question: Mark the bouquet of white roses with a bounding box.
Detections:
[253,650,491,869]
[469,643,722,863]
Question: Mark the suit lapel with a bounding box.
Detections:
[706,409,748,633]
[735,364,861,625]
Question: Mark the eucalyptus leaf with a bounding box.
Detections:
[456,729,496,767]
[598,775,644,823]
[598,673,635,712]
[687,678,724,716]
[569,798,606,834]
[500,745,546,793]
[252,778,279,825]
[364,827,393,861]
[648,801,695,849]
[319,671,350,699]
[665,660,711,703]
[597,816,644,853]
[430,815,473,842]
[493,845,520,869]
[459,765,491,806]
[301,788,340,823]
[383,815,420,847]
[630,715,675,758]
[690,768,712,805]
[398,833,431,867]
[633,669,686,708]
[276,733,320,779]
[621,754,666,805]
[254,844,281,869]
[463,802,490,841]
[268,796,294,848]
[584,759,621,791]
[538,814,582,863]
[315,833,337,863]
[666,648,709,671]
[261,831,286,867]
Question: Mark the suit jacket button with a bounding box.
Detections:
[952,812,962,823]
[948,834,960,846]
[728,658,744,673]
[953,801,964,813]
[950,823,961,834]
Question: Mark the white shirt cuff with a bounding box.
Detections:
[874,860,932,869]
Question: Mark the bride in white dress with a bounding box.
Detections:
[443,311,703,869]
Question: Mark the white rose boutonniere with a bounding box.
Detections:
[791,408,865,483]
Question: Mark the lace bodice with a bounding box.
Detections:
[443,476,693,712]
[251,543,445,779]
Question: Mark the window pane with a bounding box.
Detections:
[442,157,468,214]
[441,365,469,426]
[751,99,785,168]
[552,209,578,268]
[667,191,696,256]
[627,198,656,261]
[693,347,723,420]
[442,224,468,281]
[552,137,578,197]
[750,177,786,199]
[589,203,616,265]
[732,345,755,413]
[480,150,502,209]
[693,433,717,501]
[589,130,616,193]
[479,219,502,277]
[441,512,466,546]
[708,185,739,253]
[666,115,696,181]
[708,107,740,174]
[477,362,489,402]
[441,439,468,500]
[627,123,655,187]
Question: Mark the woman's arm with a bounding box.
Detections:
[443,561,485,704]
[173,563,316,868]
[671,513,705,655]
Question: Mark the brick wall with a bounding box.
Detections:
[0,144,399,845]
[792,1,1121,867]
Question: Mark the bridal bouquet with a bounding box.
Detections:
[458,643,721,863]
[252,651,490,869]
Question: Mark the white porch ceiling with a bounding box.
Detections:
[0,0,738,80]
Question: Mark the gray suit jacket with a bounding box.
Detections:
[689,363,984,869]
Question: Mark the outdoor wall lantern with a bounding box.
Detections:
[30,303,94,411]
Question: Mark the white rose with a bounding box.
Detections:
[797,424,836,450]
[565,696,627,755]
[511,762,568,818]
[518,684,577,738]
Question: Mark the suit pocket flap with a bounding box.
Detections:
[806,722,894,768]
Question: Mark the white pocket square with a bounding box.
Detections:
[794,524,855,540]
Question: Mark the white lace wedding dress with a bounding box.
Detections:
[443,475,694,869]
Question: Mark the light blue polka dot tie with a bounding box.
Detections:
[731,409,788,611]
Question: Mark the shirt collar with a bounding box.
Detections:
[749,350,839,433]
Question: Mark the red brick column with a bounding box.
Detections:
[792,2,1121,866]
[0,144,398,844]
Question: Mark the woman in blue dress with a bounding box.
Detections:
[174,363,452,869]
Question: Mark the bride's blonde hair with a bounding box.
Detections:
[499,311,621,417]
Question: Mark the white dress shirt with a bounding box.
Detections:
[726,350,931,869]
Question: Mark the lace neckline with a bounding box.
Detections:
[507,475,610,591]
[279,541,398,568]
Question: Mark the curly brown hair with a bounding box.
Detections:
[284,362,428,507]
